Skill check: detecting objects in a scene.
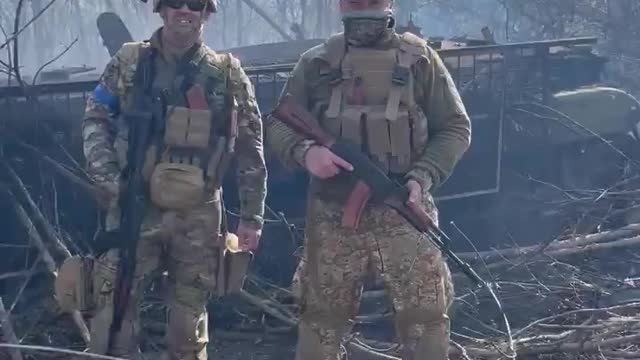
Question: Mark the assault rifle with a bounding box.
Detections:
[107,105,153,338]
[95,51,157,348]
[89,102,153,351]
[271,94,484,287]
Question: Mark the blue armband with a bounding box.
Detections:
[93,84,120,114]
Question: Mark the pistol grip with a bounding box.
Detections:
[341,180,372,230]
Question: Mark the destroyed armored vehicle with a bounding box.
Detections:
[1,14,639,253]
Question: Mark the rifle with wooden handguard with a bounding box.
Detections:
[270,94,484,287]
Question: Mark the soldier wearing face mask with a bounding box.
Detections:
[55,0,267,359]
[266,0,471,359]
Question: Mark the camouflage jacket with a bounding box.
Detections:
[266,30,471,193]
[82,28,267,225]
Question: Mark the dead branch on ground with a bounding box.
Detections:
[0,298,23,360]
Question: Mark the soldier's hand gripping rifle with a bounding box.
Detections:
[271,94,484,286]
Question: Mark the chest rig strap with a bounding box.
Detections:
[385,40,418,121]
[131,44,158,112]
[175,43,206,96]
[325,39,418,121]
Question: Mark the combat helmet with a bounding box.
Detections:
[150,0,217,13]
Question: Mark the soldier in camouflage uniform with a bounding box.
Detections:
[80,0,267,358]
[267,0,471,359]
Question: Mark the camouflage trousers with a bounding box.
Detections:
[293,192,454,360]
[89,198,222,360]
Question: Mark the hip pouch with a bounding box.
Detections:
[150,161,205,210]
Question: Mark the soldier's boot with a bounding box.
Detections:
[166,300,209,360]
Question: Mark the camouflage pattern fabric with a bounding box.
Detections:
[266,28,468,360]
[294,188,454,360]
[82,27,267,359]
[101,201,222,359]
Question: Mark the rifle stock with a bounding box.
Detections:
[270,95,335,148]
[271,94,484,287]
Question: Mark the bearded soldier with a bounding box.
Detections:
[266,0,471,359]
[58,0,267,359]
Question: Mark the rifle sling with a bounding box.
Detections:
[106,44,159,347]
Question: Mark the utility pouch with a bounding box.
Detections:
[149,162,205,210]
[164,106,212,149]
[55,256,96,313]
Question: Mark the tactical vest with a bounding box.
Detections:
[318,32,430,174]
[115,41,238,210]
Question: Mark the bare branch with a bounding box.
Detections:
[0,298,23,360]
[31,37,79,86]
[0,0,58,50]
[0,343,126,360]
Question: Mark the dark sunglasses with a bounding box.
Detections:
[162,0,208,12]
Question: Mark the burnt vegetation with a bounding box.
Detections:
[1,0,640,359]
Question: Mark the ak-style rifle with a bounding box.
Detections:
[271,94,484,286]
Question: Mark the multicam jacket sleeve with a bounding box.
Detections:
[265,58,318,171]
[229,61,268,226]
[82,44,140,184]
[407,46,472,191]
